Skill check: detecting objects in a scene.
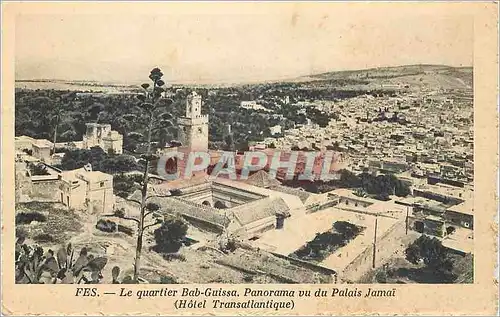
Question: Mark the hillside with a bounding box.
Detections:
[16,65,473,91]
[296,65,473,91]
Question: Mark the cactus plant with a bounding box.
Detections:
[15,241,108,284]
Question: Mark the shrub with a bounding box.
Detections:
[374,193,391,201]
[405,235,454,273]
[162,253,187,261]
[96,219,117,233]
[160,275,177,284]
[154,216,188,253]
[375,270,388,283]
[291,222,364,262]
[16,212,47,225]
[224,239,237,252]
[113,174,139,198]
[243,275,254,282]
[16,227,28,239]
[33,233,55,243]
[28,163,50,176]
[118,224,134,236]
[333,221,363,239]
[128,173,144,184]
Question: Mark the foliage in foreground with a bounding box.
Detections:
[15,240,107,284]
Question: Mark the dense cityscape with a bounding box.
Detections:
[15,64,474,285]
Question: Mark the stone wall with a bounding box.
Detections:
[270,252,337,283]
[340,219,419,282]
[181,214,225,234]
[15,165,32,203]
[243,216,276,238]
[31,179,61,202]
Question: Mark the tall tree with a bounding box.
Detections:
[51,93,75,155]
[112,68,174,283]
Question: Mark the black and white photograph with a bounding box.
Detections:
[10,3,478,288]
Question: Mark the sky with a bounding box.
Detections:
[14,3,474,84]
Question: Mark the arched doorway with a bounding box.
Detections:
[165,157,178,174]
[214,201,227,209]
[202,200,211,207]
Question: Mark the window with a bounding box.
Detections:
[198,127,203,133]
[463,222,470,228]
[100,182,104,187]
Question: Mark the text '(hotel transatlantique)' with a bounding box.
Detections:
[76,287,397,311]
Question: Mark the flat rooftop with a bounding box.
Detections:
[446,199,474,216]
[251,207,399,272]
[442,227,474,254]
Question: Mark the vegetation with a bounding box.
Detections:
[33,233,55,243]
[290,221,364,263]
[15,241,108,284]
[16,211,47,225]
[405,235,454,274]
[282,169,411,198]
[95,219,134,236]
[15,68,399,153]
[359,234,473,284]
[102,68,174,283]
[113,174,141,198]
[96,219,117,233]
[16,202,83,244]
[362,235,473,284]
[59,147,139,173]
[153,216,189,253]
[28,163,50,176]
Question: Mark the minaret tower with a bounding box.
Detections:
[177,91,209,152]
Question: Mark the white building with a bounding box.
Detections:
[82,123,123,154]
[269,125,282,136]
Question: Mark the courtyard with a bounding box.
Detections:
[250,207,401,273]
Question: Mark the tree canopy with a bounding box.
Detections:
[153,216,188,253]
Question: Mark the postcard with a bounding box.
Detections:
[1,1,498,316]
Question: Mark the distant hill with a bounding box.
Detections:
[294,64,473,90]
[15,79,141,93]
[15,64,473,91]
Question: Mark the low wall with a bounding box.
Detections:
[245,217,276,238]
[306,200,339,214]
[180,214,225,234]
[340,219,418,282]
[270,252,337,280]
[335,206,399,219]
[413,189,463,205]
[31,179,61,202]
